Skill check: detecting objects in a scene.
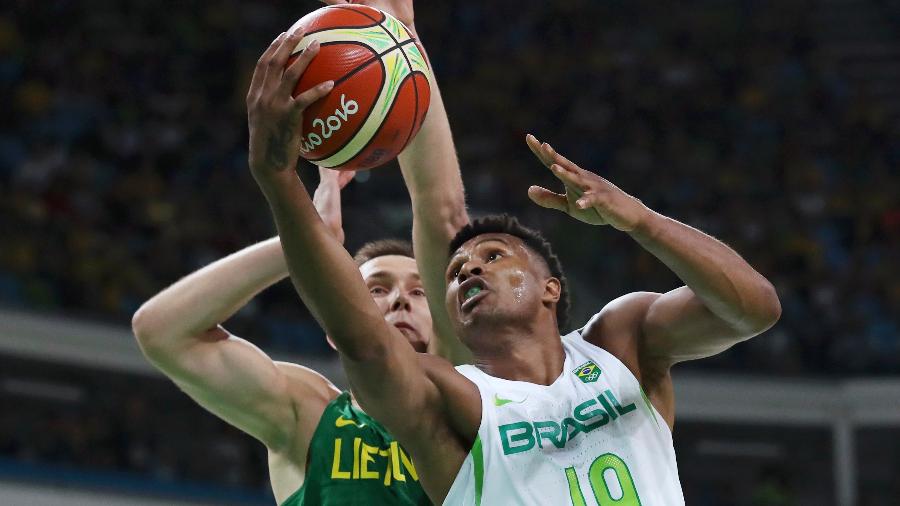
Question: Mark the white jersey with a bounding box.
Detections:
[443,329,684,505]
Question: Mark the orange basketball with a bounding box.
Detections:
[287,5,431,171]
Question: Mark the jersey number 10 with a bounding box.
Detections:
[565,453,641,505]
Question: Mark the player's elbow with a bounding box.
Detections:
[131,303,169,359]
[744,280,782,335]
[131,304,154,342]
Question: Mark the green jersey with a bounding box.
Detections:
[281,392,431,506]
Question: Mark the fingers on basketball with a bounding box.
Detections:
[284,39,336,110]
[264,31,305,94]
[294,80,334,111]
[282,38,318,90]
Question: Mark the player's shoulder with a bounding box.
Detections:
[268,363,342,477]
[419,353,481,408]
[415,352,462,383]
[579,292,662,373]
[416,351,477,381]
[274,361,342,410]
[415,352,481,430]
[581,291,662,339]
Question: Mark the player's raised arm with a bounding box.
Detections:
[131,172,354,455]
[247,31,477,496]
[399,23,473,365]
[525,134,782,366]
[330,0,472,364]
[248,29,397,382]
[132,86,354,458]
[132,234,339,455]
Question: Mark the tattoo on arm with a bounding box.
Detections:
[265,118,297,170]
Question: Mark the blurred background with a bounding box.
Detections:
[1,0,898,504]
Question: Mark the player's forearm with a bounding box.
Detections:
[398,33,466,226]
[400,82,467,317]
[406,168,471,366]
[132,238,287,345]
[397,40,470,363]
[258,172,391,361]
[629,211,781,332]
[399,88,465,205]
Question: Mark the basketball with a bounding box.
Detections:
[287,5,431,171]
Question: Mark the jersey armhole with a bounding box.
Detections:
[279,482,305,506]
[447,366,490,506]
[567,332,673,439]
[280,391,350,505]
[454,366,491,443]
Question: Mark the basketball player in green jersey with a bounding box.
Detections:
[249,7,783,503]
[133,2,469,504]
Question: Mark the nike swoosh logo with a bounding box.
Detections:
[494,393,528,407]
[335,416,366,429]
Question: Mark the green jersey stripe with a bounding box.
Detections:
[472,435,484,506]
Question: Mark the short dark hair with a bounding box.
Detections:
[448,214,570,330]
[353,239,414,266]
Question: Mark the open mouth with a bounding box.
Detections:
[459,277,489,312]
[393,322,416,333]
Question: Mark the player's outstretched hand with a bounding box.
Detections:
[312,168,355,244]
[247,30,334,181]
[525,134,652,232]
[320,0,415,31]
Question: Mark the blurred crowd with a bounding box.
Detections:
[0,358,269,497]
[2,0,899,375]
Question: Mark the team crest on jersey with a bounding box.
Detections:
[573,361,601,383]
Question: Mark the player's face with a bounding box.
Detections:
[359,255,432,353]
[445,233,556,339]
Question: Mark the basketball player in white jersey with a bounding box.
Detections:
[249,12,782,504]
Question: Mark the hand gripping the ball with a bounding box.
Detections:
[525,134,652,232]
[247,30,334,179]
